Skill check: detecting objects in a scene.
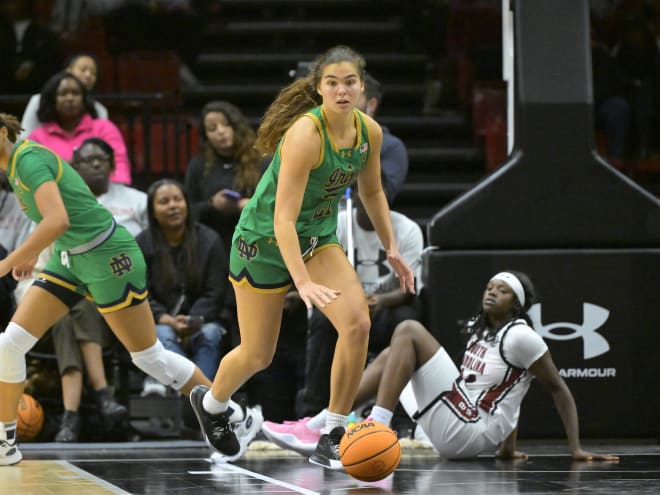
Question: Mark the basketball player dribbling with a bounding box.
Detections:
[188,45,416,468]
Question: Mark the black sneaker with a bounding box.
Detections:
[55,410,80,442]
[189,385,239,456]
[95,387,128,430]
[210,404,264,463]
[309,426,345,470]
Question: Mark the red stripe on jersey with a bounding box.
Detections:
[478,367,525,415]
[441,381,481,423]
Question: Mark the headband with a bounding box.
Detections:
[490,272,525,306]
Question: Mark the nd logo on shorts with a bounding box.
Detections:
[236,237,258,262]
[110,252,133,276]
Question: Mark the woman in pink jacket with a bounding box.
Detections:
[28,71,131,184]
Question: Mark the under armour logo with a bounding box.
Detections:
[528,303,610,359]
[110,253,133,276]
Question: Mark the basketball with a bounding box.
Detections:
[16,394,45,442]
[339,420,401,482]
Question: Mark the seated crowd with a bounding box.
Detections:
[0,42,419,441]
[0,2,636,457]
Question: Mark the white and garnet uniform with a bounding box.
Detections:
[407,319,548,458]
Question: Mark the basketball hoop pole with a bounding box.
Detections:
[502,0,515,154]
[345,187,354,267]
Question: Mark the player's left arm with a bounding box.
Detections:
[1,181,69,279]
[358,117,414,294]
[528,352,619,462]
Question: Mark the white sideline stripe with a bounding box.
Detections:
[56,461,132,494]
[189,462,321,495]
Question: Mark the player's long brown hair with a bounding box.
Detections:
[256,45,366,156]
[0,113,23,143]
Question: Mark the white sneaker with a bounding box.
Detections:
[211,405,263,463]
[0,428,22,466]
[141,376,167,398]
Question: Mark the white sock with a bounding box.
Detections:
[202,391,244,421]
[323,411,347,434]
[307,409,327,429]
[202,390,228,414]
[0,421,17,442]
[369,405,393,427]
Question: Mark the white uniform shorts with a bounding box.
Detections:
[406,347,499,458]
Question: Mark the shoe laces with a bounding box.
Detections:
[209,413,232,440]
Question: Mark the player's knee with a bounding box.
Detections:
[352,314,371,341]
[337,316,370,347]
[130,340,195,390]
[390,320,419,348]
[249,350,274,372]
[0,323,35,383]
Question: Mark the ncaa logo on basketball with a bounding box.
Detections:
[528,303,616,379]
[346,421,375,439]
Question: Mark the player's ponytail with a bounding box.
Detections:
[256,45,366,156]
[256,76,319,156]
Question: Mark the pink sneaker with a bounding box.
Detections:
[261,417,321,456]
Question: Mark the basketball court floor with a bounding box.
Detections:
[3,437,658,494]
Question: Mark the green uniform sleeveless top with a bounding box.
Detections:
[7,140,114,251]
[235,106,371,242]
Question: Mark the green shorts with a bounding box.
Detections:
[39,224,148,313]
[229,232,340,292]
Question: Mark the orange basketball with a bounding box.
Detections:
[339,420,401,482]
[16,394,44,442]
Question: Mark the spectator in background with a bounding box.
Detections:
[20,54,109,141]
[357,72,409,204]
[27,71,131,184]
[0,244,17,331]
[0,0,63,95]
[0,170,32,330]
[0,169,33,253]
[591,27,632,168]
[137,179,227,396]
[71,138,146,236]
[612,6,660,158]
[184,100,262,255]
[184,101,263,345]
[262,184,424,453]
[101,0,204,87]
[42,138,146,442]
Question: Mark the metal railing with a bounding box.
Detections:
[0,93,198,191]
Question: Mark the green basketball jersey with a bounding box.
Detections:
[236,106,371,242]
[7,140,114,251]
